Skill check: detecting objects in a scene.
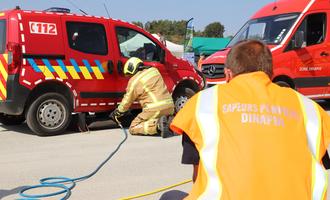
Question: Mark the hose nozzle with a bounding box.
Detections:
[114,116,123,129]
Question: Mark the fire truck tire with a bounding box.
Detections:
[275,80,291,88]
[26,93,71,136]
[173,87,195,113]
[0,113,25,125]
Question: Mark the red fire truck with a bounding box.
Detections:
[202,0,330,98]
[0,7,204,136]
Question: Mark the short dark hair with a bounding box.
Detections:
[225,40,273,78]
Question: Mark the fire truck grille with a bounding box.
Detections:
[201,64,225,79]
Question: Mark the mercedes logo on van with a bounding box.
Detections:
[208,65,217,76]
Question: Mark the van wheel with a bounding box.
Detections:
[173,87,195,113]
[0,113,25,125]
[26,93,71,136]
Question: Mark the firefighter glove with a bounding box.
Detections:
[109,109,124,120]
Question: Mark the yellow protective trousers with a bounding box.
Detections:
[129,107,174,135]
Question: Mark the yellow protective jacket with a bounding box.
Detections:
[118,67,174,113]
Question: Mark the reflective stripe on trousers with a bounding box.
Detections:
[195,85,222,199]
[129,107,173,135]
[143,111,160,134]
[297,92,328,200]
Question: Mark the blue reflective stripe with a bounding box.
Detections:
[82,59,93,72]
[70,59,81,72]
[42,59,55,72]
[94,60,105,73]
[56,59,68,72]
[27,58,41,72]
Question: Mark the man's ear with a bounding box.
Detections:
[225,68,233,83]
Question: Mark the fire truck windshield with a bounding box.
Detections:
[227,13,299,47]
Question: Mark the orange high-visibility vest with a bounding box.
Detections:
[171,72,330,200]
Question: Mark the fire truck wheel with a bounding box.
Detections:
[26,93,71,136]
[0,113,25,125]
[173,87,195,113]
[275,80,291,88]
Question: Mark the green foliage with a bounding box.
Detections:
[144,20,187,44]
[129,20,226,44]
[203,22,225,38]
[194,30,204,37]
[132,21,144,29]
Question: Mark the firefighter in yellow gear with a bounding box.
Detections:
[110,57,175,136]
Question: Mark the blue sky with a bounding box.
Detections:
[0,0,274,36]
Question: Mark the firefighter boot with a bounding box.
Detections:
[158,115,175,138]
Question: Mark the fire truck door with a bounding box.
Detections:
[62,16,117,108]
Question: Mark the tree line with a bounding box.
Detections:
[132,20,225,44]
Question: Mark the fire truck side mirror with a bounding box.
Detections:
[294,31,304,49]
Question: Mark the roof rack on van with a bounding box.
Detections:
[44,7,71,13]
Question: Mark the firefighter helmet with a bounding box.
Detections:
[124,57,143,75]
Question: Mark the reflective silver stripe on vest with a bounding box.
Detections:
[297,93,328,200]
[196,86,222,199]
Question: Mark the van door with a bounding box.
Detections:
[110,24,169,104]
[285,12,329,98]
[62,16,117,111]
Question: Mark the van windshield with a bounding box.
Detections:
[0,20,6,54]
[227,13,299,47]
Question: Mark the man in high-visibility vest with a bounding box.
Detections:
[110,57,175,137]
[165,40,330,200]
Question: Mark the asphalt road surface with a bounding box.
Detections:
[1,101,330,200]
[0,120,192,200]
